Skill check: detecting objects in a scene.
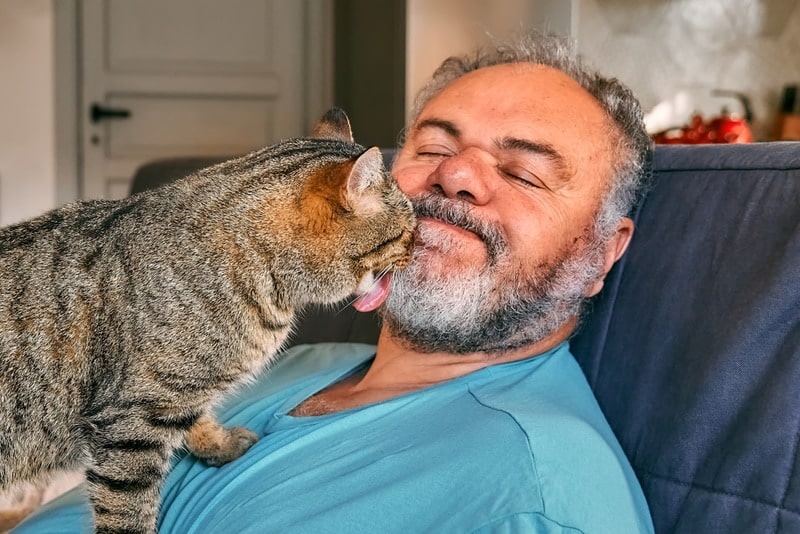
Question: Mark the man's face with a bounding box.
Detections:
[383,63,628,355]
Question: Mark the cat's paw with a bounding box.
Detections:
[186,417,260,467]
[228,426,260,457]
[199,426,259,467]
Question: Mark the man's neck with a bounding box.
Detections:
[289,319,575,417]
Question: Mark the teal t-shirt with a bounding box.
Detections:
[15,342,653,533]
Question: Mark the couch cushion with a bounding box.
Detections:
[571,142,800,533]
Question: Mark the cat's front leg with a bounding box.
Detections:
[185,414,259,467]
[85,440,173,534]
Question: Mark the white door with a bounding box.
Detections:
[80,0,332,199]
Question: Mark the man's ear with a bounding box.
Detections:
[584,217,634,298]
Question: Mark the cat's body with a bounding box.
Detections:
[0,109,415,533]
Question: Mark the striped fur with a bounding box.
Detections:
[0,109,415,533]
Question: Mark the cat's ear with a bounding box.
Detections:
[310,107,354,143]
[341,147,385,214]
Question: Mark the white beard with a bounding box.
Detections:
[381,200,607,355]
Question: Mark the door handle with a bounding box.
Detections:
[90,103,132,123]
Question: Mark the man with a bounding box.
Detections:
[16,31,653,532]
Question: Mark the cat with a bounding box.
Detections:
[0,108,416,534]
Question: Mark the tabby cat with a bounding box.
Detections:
[0,108,415,533]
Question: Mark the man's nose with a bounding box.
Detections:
[427,148,493,205]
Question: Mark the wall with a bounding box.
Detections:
[334,0,406,147]
[405,0,574,116]
[577,0,800,140]
[0,0,57,225]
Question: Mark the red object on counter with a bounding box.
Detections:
[652,111,753,144]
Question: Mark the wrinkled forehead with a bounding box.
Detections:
[412,63,619,191]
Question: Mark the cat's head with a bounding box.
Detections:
[253,108,416,309]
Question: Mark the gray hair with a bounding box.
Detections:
[405,31,653,238]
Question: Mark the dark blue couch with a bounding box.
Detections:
[131,142,800,533]
[571,142,800,533]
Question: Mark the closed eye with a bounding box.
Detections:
[352,229,406,261]
[416,144,455,159]
[375,230,405,250]
[498,166,547,190]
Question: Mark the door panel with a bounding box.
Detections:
[107,0,274,73]
[81,0,331,199]
[105,96,274,158]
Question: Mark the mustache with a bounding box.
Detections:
[410,193,508,262]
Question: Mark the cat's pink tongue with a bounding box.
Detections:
[353,273,393,312]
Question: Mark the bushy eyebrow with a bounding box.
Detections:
[412,118,461,139]
[496,137,573,183]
